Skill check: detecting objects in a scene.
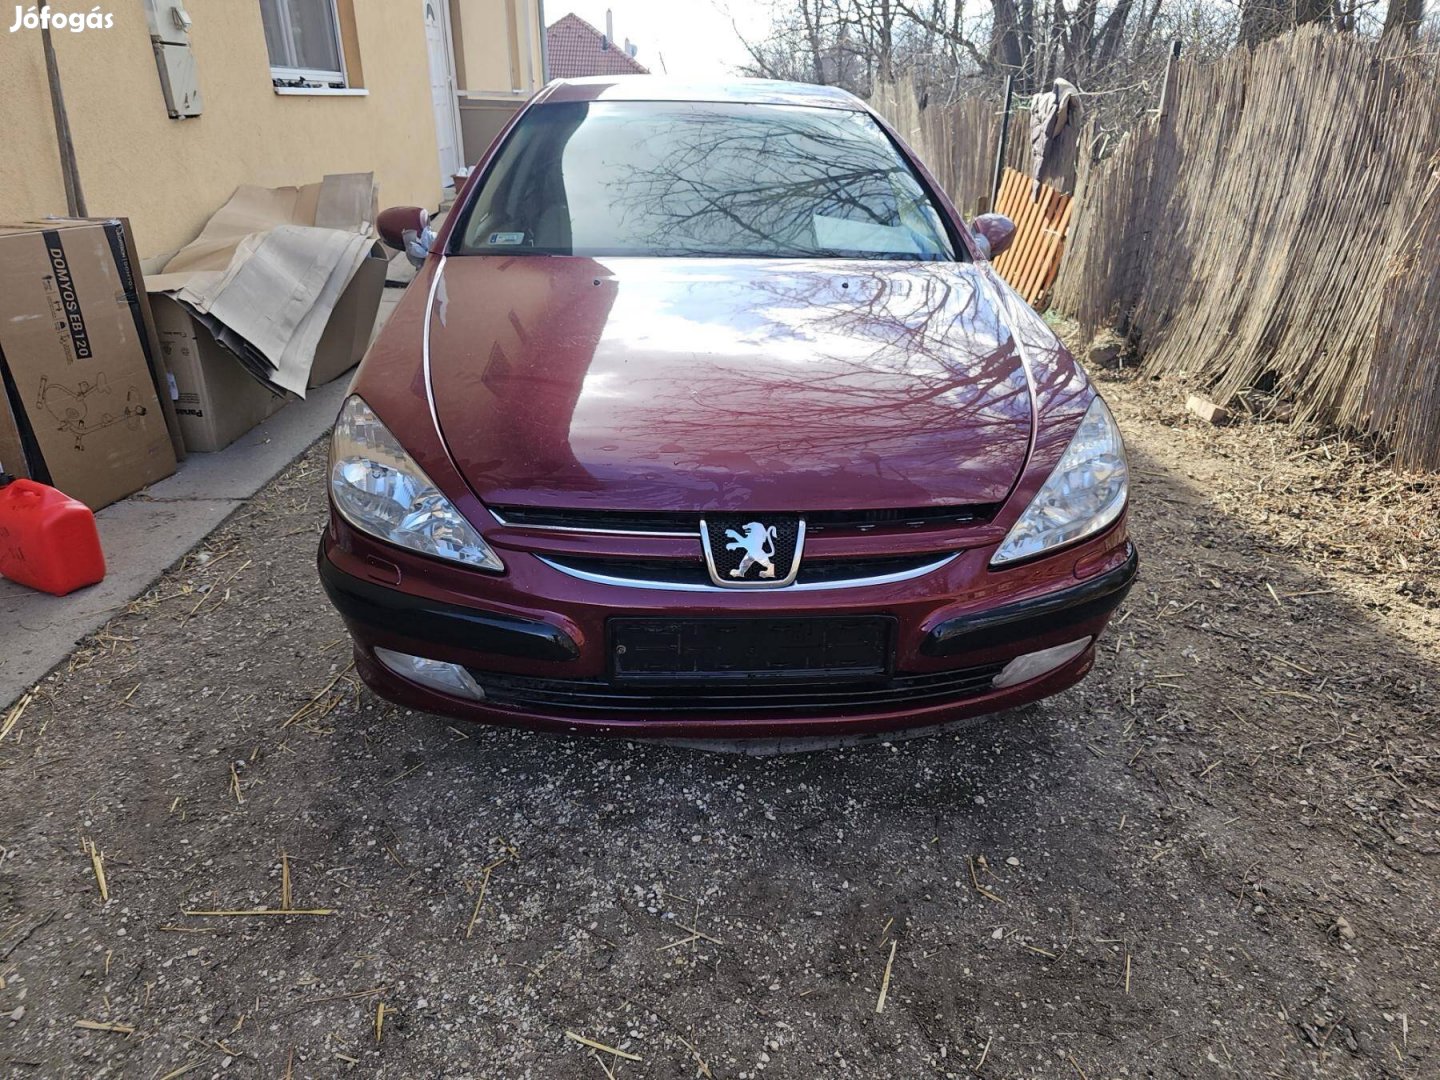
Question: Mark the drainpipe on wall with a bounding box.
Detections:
[537,0,549,83]
[41,26,87,217]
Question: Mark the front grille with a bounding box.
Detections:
[467,664,1006,716]
[543,552,952,589]
[806,505,998,532]
[493,504,996,535]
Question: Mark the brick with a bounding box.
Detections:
[1186,394,1231,425]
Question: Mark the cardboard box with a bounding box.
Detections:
[306,241,387,388]
[0,383,28,481]
[111,217,187,465]
[147,240,381,453]
[151,295,286,454]
[0,220,177,510]
[5,217,187,467]
[146,175,383,397]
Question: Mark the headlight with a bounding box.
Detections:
[991,396,1128,566]
[329,395,504,571]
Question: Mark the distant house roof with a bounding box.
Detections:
[546,13,650,79]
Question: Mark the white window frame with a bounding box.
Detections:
[264,0,349,90]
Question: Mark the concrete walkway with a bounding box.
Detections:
[0,280,407,709]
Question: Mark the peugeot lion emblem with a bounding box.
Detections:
[700,515,806,589]
[725,522,778,579]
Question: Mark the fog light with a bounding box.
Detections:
[991,637,1092,689]
[374,647,486,701]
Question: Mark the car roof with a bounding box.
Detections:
[535,76,869,111]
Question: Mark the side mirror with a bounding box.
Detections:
[971,213,1016,259]
[377,206,434,268]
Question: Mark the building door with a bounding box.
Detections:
[424,0,464,187]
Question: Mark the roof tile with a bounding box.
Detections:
[546,13,650,79]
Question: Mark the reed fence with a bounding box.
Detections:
[871,82,1034,215]
[1052,28,1440,471]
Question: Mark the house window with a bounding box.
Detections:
[260,0,348,88]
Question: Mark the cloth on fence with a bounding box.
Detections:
[1030,79,1080,197]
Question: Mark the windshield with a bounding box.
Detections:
[457,100,959,260]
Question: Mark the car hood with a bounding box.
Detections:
[427,256,1032,511]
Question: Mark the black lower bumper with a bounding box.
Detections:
[321,540,1135,669]
[317,544,580,662]
[922,544,1139,657]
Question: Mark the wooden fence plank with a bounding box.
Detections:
[990,167,1073,305]
[1025,195,1071,301]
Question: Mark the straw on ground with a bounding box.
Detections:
[565,1031,643,1062]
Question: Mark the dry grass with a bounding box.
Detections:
[82,838,108,902]
[875,939,898,1013]
[564,1031,643,1063]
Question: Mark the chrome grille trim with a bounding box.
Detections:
[488,505,996,536]
[488,508,696,538]
[536,552,959,592]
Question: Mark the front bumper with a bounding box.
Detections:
[318,524,1137,739]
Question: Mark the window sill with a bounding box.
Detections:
[273,86,369,97]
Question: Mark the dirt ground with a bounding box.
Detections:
[1,365,1437,1079]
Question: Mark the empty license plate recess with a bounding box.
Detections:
[609,616,894,684]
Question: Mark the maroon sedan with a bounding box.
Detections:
[319,77,1135,741]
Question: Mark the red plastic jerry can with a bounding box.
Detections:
[0,476,107,596]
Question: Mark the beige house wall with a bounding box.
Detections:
[450,0,545,164]
[0,2,480,259]
[452,0,544,96]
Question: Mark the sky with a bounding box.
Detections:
[553,0,778,79]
